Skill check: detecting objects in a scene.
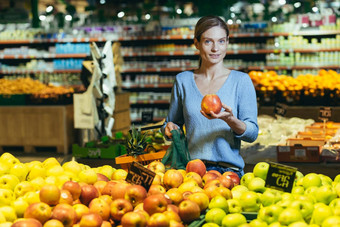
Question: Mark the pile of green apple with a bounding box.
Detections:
[203,161,340,227]
[0,152,339,227]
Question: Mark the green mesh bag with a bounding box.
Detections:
[161,129,191,169]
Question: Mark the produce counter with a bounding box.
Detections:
[0,105,75,154]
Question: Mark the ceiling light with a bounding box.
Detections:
[145,14,151,20]
[176,8,182,14]
[278,0,286,5]
[46,6,53,13]
[65,15,72,21]
[294,2,301,8]
[39,15,46,21]
[117,11,125,18]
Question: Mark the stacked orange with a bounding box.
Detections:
[0,78,74,96]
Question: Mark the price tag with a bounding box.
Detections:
[142,111,153,123]
[319,107,332,120]
[274,103,287,116]
[265,162,297,193]
[126,161,156,191]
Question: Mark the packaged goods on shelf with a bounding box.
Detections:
[240,115,315,164]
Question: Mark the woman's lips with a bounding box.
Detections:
[209,54,220,58]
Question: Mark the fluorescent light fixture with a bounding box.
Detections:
[312,7,318,12]
[117,11,125,18]
[145,14,151,20]
[227,19,233,25]
[236,19,242,24]
[65,15,72,21]
[39,15,46,21]
[46,6,53,13]
[100,0,106,4]
[271,17,278,22]
[294,2,301,8]
[176,8,182,14]
[278,0,286,5]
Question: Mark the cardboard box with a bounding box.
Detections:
[115,92,130,112]
[112,109,131,131]
[277,145,321,162]
[286,137,325,147]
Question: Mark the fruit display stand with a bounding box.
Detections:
[0,105,75,154]
[115,150,166,171]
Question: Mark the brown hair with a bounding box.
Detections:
[194,15,229,42]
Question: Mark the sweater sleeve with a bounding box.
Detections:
[161,75,185,138]
[233,73,259,143]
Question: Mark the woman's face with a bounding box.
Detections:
[195,26,228,66]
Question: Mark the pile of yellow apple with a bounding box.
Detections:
[0,152,339,227]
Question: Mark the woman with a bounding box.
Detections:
[161,15,259,177]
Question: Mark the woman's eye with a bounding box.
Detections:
[219,40,226,44]
[204,40,211,44]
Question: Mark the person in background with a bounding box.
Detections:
[161,15,259,178]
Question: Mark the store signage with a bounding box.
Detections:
[265,162,297,193]
[126,161,155,191]
[142,111,154,123]
[274,103,287,116]
[319,107,332,120]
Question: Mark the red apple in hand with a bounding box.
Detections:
[201,94,222,115]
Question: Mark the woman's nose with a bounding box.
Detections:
[212,43,218,51]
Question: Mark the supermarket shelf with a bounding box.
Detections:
[248,65,340,70]
[123,48,340,57]
[0,37,106,44]
[123,51,198,57]
[0,69,82,74]
[130,100,170,105]
[0,30,338,44]
[122,66,250,73]
[0,53,88,59]
[122,67,195,73]
[122,83,173,89]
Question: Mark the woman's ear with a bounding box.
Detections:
[194,38,199,49]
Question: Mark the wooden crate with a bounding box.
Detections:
[0,105,75,154]
[115,151,166,171]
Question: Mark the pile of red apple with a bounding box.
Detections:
[0,152,340,227]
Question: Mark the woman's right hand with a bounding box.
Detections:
[164,122,179,139]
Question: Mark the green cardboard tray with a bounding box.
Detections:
[72,144,123,159]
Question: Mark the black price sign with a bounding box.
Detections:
[274,103,287,116]
[142,111,154,123]
[319,107,332,120]
[126,161,155,191]
[265,162,297,193]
